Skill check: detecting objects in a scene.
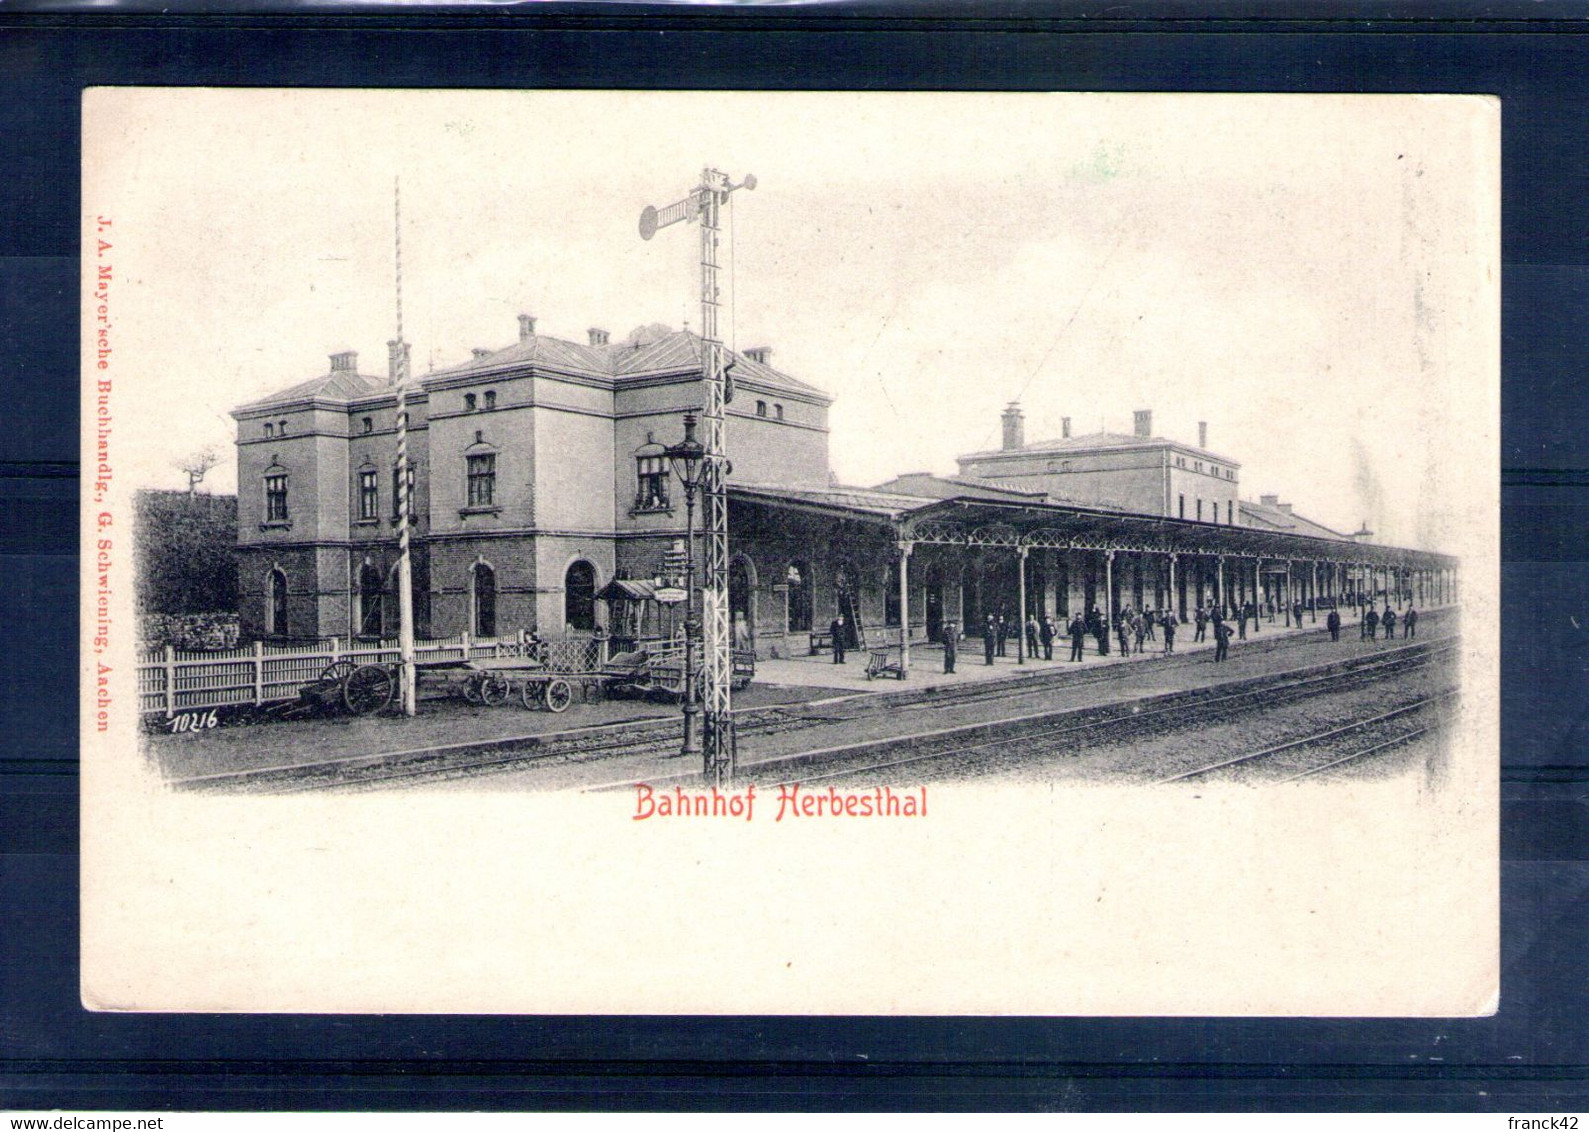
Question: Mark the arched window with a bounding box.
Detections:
[263,460,289,523]
[267,568,289,638]
[358,563,385,639]
[483,390,496,410]
[472,562,496,638]
[564,560,596,631]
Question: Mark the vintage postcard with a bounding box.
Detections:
[81,89,1498,1014]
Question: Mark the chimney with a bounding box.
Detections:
[1277,502,1293,515]
[1001,402,1025,451]
[1351,523,1374,544]
[744,346,772,365]
[1133,409,1152,438]
[1198,420,1208,449]
[518,313,537,341]
[471,348,491,361]
[1260,493,1279,506]
[588,327,610,347]
[329,350,357,373]
[1061,416,1072,439]
[386,339,410,383]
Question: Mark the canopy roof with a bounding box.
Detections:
[728,486,1455,569]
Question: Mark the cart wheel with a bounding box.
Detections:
[319,659,357,684]
[343,664,395,716]
[543,679,573,713]
[519,680,542,710]
[478,675,509,706]
[462,673,485,704]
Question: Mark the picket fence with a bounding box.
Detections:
[136,631,610,718]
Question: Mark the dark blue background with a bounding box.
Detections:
[2,13,1586,1112]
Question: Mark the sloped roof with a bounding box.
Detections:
[872,472,1049,503]
[1238,498,1350,541]
[236,366,392,411]
[732,482,928,520]
[430,324,831,400]
[961,429,1239,466]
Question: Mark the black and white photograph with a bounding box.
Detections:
[81,89,1498,1016]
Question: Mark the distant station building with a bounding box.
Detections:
[232,316,1458,662]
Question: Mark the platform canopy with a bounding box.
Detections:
[729,486,1457,571]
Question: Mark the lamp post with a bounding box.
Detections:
[665,413,706,764]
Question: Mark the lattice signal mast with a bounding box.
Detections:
[639,167,756,785]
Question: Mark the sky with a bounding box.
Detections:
[85,90,1498,551]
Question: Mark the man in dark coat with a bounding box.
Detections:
[1364,606,1379,640]
[983,615,997,666]
[1194,606,1207,643]
[1326,607,1341,642]
[1068,614,1087,662]
[1039,615,1055,661]
[1404,606,1418,638]
[1116,615,1132,657]
[996,614,1009,658]
[1237,602,1247,640]
[1161,611,1177,654]
[1026,614,1040,659]
[1213,619,1231,662]
[941,620,958,673]
[1381,606,1396,642]
[830,614,847,664]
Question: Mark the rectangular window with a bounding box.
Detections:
[775,404,784,420]
[467,453,496,507]
[265,474,288,521]
[1178,493,1185,519]
[1196,498,1203,522]
[756,400,768,417]
[635,455,669,510]
[359,469,378,520]
[391,464,416,518]
[1227,500,1234,524]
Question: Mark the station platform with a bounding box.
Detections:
[150,605,1456,785]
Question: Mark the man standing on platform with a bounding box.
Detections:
[983,614,997,666]
[1194,605,1207,643]
[1382,605,1397,642]
[1365,605,1379,640]
[1026,613,1040,660]
[941,620,958,674]
[1039,614,1055,661]
[1069,613,1087,662]
[1404,605,1418,638]
[1213,618,1231,662]
[1327,607,1342,642]
[830,613,847,664]
[1162,610,1178,655]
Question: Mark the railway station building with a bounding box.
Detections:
[231,314,1459,663]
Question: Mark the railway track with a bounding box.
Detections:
[618,639,1460,791]
[176,633,1456,794]
[1153,691,1457,785]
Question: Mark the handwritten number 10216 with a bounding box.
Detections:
[168,708,219,734]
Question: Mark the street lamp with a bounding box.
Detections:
[665,413,706,763]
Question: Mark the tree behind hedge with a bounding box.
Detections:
[135,489,238,616]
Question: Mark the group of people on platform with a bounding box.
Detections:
[924,599,1422,674]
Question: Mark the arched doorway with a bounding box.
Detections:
[923,563,944,643]
[729,555,757,651]
[564,560,596,632]
[358,562,385,640]
[833,559,861,650]
[786,560,812,634]
[472,562,497,638]
[267,568,288,638]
